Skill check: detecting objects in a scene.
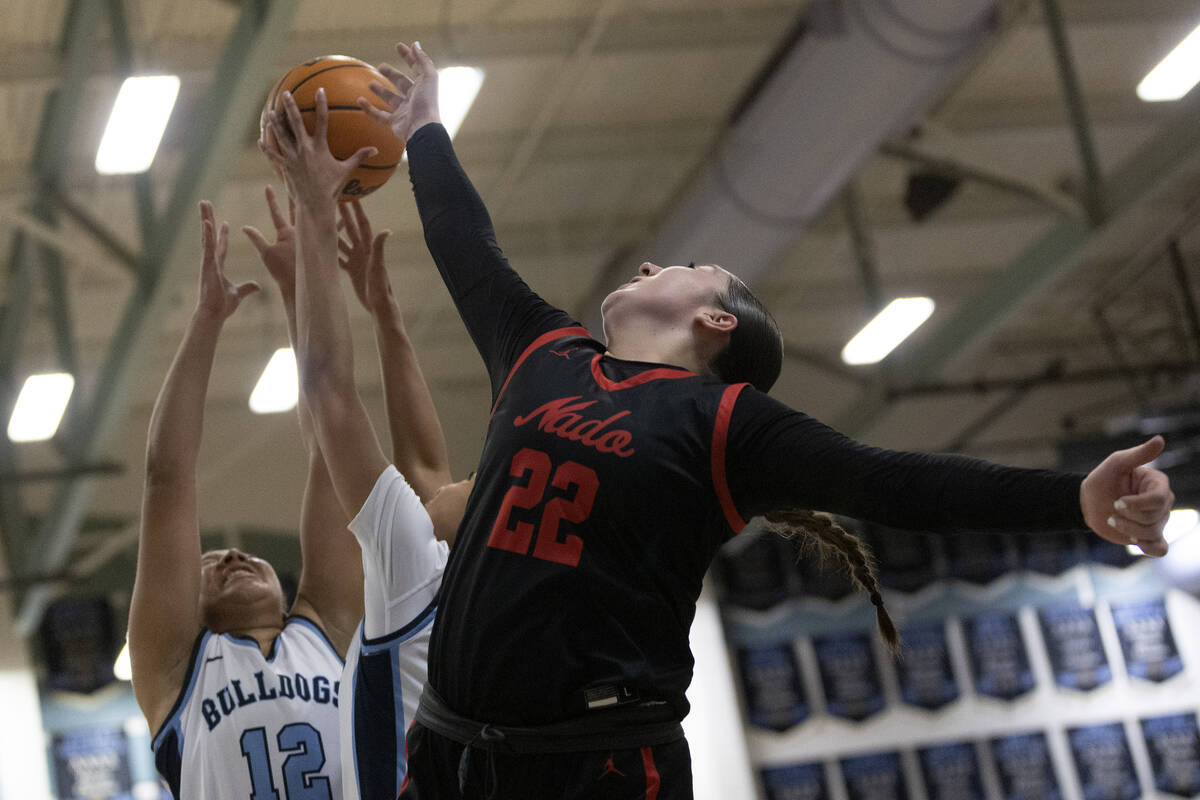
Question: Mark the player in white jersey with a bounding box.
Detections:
[244,182,473,800]
[130,201,367,799]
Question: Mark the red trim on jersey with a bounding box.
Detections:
[641,746,661,800]
[712,383,749,534]
[491,326,591,417]
[589,353,695,391]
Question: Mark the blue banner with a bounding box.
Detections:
[864,526,939,593]
[1039,606,1111,690]
[761,762,829,800]
[51,727,133,800]
[813,631,885,721]
[944,532,1012,584]
[964,612,1035,700]
[1087,538,1138,568]
[1110,598,1182,683]
[841,751,908,800]
[896,622,958,710]
[1068,723,1139,800]
[1017,530,1083,575]
[1140,713,1200,798]
[990,732,1062,800]
[918,742,983,800]
[736,643,809,732]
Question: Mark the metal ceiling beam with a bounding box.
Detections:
[832,86,1200,438]
[16,0,300,633]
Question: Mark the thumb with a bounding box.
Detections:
[235,281,262,301]
[1116,435,1165,469]
[242,226,269,256]
[347,146,379,171]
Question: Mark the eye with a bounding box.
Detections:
[686,262,695,269]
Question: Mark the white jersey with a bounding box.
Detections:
[151,616,344,800]
[340,465,449,800]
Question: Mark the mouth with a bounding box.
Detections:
[222,565,257,582]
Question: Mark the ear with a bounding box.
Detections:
[695,308,737,335]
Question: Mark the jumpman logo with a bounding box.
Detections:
[549,347,576,359]
[598,754,625,779]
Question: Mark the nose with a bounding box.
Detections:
[638,262,660,277]
[221,549,248,564]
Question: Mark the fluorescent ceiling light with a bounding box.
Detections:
[113,641,132,682]
[841,297,935,365]
[249,347,298,415]
[1127,507,1199,554]
[8,373,74,442]
[95,75,180,174]
[438,67,484,139]
[1137,21,1200,102]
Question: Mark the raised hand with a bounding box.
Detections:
[337,200,395,317]
[197,201,259,320]
[242,185,297,297]
[264,87,377,205]
[1080,435,1174,556]
[358,41,442,145]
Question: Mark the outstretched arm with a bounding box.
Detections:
[243,185,364,656]
[264,89,391,520]
[337,200,451,503]
[360,42,577,395]
[130,203,258,733]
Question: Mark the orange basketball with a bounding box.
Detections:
[261,55,404,202]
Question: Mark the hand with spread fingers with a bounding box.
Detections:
[358,41,442,145]
[1080,435,1174,556]
[196,201,259,320]
[242,185,297,298]
[264,87,378,205]
[337,199,396,319]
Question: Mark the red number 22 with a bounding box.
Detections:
[488,448,599,567]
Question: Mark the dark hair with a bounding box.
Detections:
[708,275,783,393]
[761,509,900,655]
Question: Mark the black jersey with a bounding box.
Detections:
[407,124,1086,727]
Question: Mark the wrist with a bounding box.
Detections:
[191,304,228,327]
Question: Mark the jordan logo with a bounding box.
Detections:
[549,347,576,359]
[599,755,625,779]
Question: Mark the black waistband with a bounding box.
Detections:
[414,686,685,754]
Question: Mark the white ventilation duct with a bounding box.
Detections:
[592,0,999,324]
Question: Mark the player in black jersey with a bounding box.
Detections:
[348,42,1172,799]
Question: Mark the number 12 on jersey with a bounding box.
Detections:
[240,723,331,800]
[488,448,599,567]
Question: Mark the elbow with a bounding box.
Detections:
[143,443,192,488]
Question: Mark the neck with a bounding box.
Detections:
[604,320,705,373]
[209,615,285,656]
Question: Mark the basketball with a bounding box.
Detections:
[260,55,404,202]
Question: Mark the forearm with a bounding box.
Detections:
[372,305,452,501]
[144,311,224,480]
[294,198,356,397]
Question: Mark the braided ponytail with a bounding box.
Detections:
[761,509,900,655]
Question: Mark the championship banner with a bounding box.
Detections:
[896,622,958,710]
[736,643,809,732]
[51,727,133,800]
[1038,606,1111,691]
[1140,713,1200,798]
[761,762,829,800]
[1110,597,1182,682]
[812,631,885,721]
[990,732,1062,800]
[1017,530,1083,575]
[918,742,984,800]
[943,532,1011,585]
[863,525,938,593]
[716,532,793,610]
[964,612,1035,700]
[840,751,908,800]
[1068,722,1139,800]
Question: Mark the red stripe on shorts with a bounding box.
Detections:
[641,746,661,800]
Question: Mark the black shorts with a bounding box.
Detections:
[399,720,694,800]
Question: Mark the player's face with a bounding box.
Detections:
[601,262,735,334]
[198,548,285,630]
[426,475,476,547]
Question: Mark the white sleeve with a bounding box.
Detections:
[347,465,449,640]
